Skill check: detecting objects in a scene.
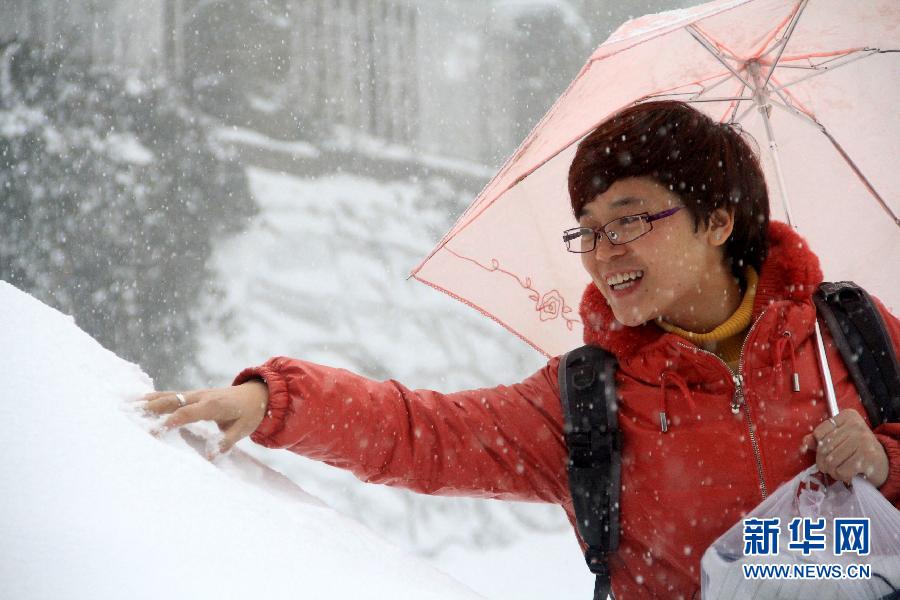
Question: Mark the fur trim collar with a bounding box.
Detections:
[579,221,823,358]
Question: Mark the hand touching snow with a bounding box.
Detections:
[142,380,269,457]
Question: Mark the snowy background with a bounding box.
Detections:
[1,1,695,598]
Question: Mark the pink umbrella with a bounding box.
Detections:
[410,0,899,359]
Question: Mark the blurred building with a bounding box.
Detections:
[1,0,592,165]
[0,0,167,76]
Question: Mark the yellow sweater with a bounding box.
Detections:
[657,267,758,372]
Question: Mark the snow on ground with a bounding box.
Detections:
[213,126,321,158]
[191,165,595,598]
[438,529,595,599]
[327,125,496,180]
[0,281,486,600]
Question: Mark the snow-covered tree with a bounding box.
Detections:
[0,39,255,388]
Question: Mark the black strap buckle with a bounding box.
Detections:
[565,429,622,469]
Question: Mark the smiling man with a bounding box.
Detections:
[143,101,900,600]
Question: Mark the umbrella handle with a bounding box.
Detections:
[812,318,840,417]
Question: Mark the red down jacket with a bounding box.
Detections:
[234,223,900,599]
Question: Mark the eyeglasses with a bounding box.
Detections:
[562,206,683,253]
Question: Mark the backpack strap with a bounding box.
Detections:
[558,345,621,600]
[813,282,900,427]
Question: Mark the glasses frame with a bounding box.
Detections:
[563,206,683,253]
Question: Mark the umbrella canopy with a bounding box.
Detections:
[411,0,900,358]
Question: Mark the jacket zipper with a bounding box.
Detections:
[675,308,770,500]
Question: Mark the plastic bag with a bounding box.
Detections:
[701,467,900,599]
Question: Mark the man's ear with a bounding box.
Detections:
[708,208,735,247]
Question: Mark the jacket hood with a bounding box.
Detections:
[579,221,824,358]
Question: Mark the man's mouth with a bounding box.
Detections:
[606,270,644,292]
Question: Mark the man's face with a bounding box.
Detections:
[579,177,726,328]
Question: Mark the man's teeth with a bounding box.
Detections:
[607,270,644,288]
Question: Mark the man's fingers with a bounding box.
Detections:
[140,387,258,456]
[162,401,216,431]
[142,392,198,416]
[812,418,839,442]
[216,428,244,456]
[800,433,816,453]
[816,437,859,479]
[208,422,253,459]
[143,396,179,416]
[816,428,851,455]
[831,449,867,483]
[141,391,177,402]
[815,432,852,474]
[812,409,865,443]
[821,437,856,470]
[833,408,863,427]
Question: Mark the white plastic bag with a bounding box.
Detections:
[701,467,900,599]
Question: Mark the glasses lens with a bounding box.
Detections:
[605,215,649,245]
[564,228,595,252]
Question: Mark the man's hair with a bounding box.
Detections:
[568,100,769,279]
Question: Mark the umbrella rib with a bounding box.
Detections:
[686,25,753,90]
[761,0,809,90]
[690,23,743,62]
[727,82,747,123]
[766,95,819,129]
[771,49,889,92]
[775,63,836,69]
[775,52,864,69]
[688,72,739,100]
[733,102,755,124]
[684,96,754,103]
[767,101,899,228]
[638,71,741,102]
[754,0,804,60]
[643,76,738,101]
[768,80,801,115]
[817,128,899,228]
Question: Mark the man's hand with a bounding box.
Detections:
[141,380,269,456]
[801,409,889,486]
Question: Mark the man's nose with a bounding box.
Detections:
[591,235,627,261]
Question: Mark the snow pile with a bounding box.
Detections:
[0,281,484,600]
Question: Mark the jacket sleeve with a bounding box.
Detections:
[232,356,569,504]
[871,297,900,505]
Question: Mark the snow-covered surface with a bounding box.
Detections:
[213,125,321,158]
[438,529,595,599]
[328,125,496,180]
[0,280,487,600]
